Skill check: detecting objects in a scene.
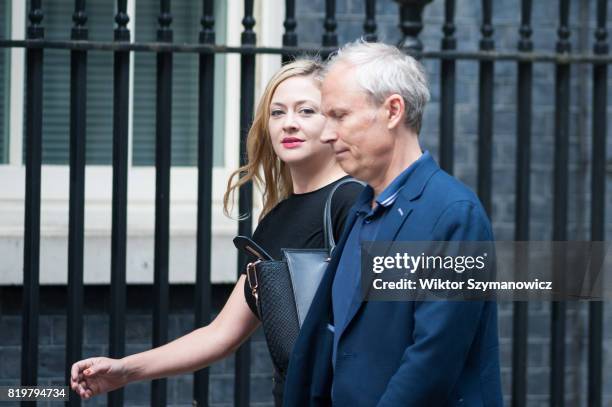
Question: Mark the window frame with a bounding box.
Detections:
[0,0,273,284]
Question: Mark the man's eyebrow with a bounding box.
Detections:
[325,107,348,115]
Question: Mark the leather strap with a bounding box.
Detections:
[323,177,366,256]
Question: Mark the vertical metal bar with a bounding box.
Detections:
[588,1,607,406]
[363,0,377,42]
[439,0,456,173]
[234,4,257,407]
[108,1,130,406]
[395,0,432,55]
[282,0,297,64]
[551,1,570,405]
[235,2,255,405]
[320,0,338,60]
[66,2,88,406]
[322,0,337,48]
[21,0,44,397]
[193,0,215,404]
[152,1,173,405]
[512,2,533,406]
[477,0,494,215]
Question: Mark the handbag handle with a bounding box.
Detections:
[323,177,366,256]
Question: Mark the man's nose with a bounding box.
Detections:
[320,120,338,143]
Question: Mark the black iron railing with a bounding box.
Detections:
[1,1,608,406]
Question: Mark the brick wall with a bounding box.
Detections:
[0,285,275,407]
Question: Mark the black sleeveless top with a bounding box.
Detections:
[242,176,364,314]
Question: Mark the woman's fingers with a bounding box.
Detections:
[77,380,95,399]
[84,388,94,400]
[70,359,89,382]
[83,358,109,377]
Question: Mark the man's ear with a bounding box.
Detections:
[383,94,405,130]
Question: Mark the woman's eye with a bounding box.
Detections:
[270,110,284,117]
[300,108,316,115]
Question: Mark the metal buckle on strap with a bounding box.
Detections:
[246,260,261,301]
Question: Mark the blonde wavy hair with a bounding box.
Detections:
[223,58,324,220]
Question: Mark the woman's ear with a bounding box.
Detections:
[384,94,405,130]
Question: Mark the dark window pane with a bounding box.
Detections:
[133,0,226,167]
[27,0,114,165]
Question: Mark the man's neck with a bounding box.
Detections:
[370,134,422,197]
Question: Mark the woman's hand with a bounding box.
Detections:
[69,276,259,400]
[70,357,129,399]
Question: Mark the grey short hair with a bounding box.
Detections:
[325,40,430,133]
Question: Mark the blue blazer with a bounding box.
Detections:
[283,153,503,407]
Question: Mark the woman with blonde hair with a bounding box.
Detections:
[70,58,362,405]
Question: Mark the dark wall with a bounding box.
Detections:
[0,285,275,407]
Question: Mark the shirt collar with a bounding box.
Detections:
[353,151,431,217]
[374,151,430,208]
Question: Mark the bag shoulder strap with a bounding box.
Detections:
[323,177,366,256]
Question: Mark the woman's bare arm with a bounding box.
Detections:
[71,275,259,398]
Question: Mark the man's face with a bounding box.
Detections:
[320,63,394,183]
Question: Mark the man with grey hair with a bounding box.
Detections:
[284,41,502,406]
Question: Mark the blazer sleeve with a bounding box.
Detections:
[376,200,493,407]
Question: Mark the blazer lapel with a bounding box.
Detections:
[336,153,441,340]
[337,197,414,339]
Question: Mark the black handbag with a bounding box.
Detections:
[233,178,364,377]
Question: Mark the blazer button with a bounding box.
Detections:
[458,398,464,404]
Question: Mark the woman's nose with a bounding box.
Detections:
[282,112,299,131]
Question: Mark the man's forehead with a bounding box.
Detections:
[322,82,371,112]
[323,62,354,85]
[322,64,361,97]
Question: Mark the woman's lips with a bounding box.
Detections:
[281,137,304,149]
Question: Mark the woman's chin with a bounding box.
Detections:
[278,148,336,169]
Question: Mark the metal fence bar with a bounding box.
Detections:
[5,39,612,64]
[363,0,377,42]
[551,1,571,405]
[477,0,494,215]
[152,1,173,405]
[235,3,256,405]
[323,0,338,48]
[511,2,533,406]
[320,0,338,60]
[21,1,44,398]
[282,0,297,64]
[588,1,608,406]
[66,2,88,406]
[193,0,216,405]
[439,0,456,173]
[108,1,131,406]
[397,0,429,54]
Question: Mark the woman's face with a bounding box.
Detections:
[268,75,333,166]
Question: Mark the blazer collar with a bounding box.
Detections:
[338,151,441,338]
[396,150,439,202]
